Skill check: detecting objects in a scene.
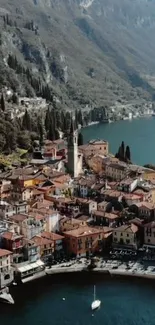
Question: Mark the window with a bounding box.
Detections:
[99,234,101,239]
[114,237,117,242]
[4,274,10,280]
[121,233,123,236]
[148,239,150,243]
[126,239,130,244]
[127,234,129,237]
[115,232,116,235]
[44,245,46,249]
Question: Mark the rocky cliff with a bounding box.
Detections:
[0,0,155,108]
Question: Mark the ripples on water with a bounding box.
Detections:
[1,273,155,325]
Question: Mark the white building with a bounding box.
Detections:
[21,218,45,240]
[0,200,28,219]
[0,249,14,288]
[46,211,62,233]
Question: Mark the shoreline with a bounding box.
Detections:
[7,263,155,306]
[17,263,155,285]
[83,114,154,129]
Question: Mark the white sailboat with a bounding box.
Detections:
[91,285,101,310]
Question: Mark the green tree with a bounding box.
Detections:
[0,93,5,111]
[17,131,31,149]
[48,120,55,141]
[121,141,125,160]
[125,145,131,162]
[22,110,31,131]
[116,141,125,161]
[0,134,5,152]
[45,108,51,133]
[77,109,83,126]
[78,132,83,146]
[37,118,44,147]
[12,92,19,104]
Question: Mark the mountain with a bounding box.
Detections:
[0,0,155,108]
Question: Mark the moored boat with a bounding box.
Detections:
[91,285,101,310]
[0,287,14,304]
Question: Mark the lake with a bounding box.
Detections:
[81,117,155,165]
[1,273,155,325]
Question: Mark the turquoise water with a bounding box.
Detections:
[1,274,155,325]
[81,117,155,165]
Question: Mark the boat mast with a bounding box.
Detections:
[94,285,96,301]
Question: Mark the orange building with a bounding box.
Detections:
[79,140,108,158]
[32,235,54,259]
[63,226,104,257]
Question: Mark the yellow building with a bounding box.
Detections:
[79,140,109,158]
[144,222,155,247]
[105,163,127,181]
[112,224,138,250]
[142,171,155,182]
[18,172,47,188]
[60,217,86,233]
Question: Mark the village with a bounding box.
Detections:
[0,119,155,302]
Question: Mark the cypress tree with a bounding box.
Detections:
[45,108,51,132]
[77,109,83,126]
[78,132,83,146]
[22,109,31,131]
[48,122,55,140]
[0,93,5,111]
[121,141,125,160]
[38,118,44,147]
[125,145,131,161]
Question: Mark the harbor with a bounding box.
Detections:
[1,269,155,325]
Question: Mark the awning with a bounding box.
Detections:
[18,260,45,273]
[143,245,155,249]
[35,260,44,267]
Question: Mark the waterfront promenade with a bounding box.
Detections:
[44,258,155,280]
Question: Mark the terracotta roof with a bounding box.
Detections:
[135,202,155,210]
[129,218,144,226]
[54,174,71,184]
[52,182,67,189]
[33,188,45,195]
[103,190,122,198]
[2,231,23,240]
[63,226,104,238]
[60,217,84,225]
[104,232,112,238]
[32,235,54,246]
[98,201,109,208]
[120,178,137,185]
[32,199,54,209]
[10,214,28,222]
[107,162,127,171]
[76,198,96,205]
[76,215,90,221]
[114,224,138,233]
[144,221,155,229]
[41,231,64,241]
[122,193,141,200]
[0,248,12,257]
[93,210,120,219]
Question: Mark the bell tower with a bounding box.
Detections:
[67,118,78,178]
